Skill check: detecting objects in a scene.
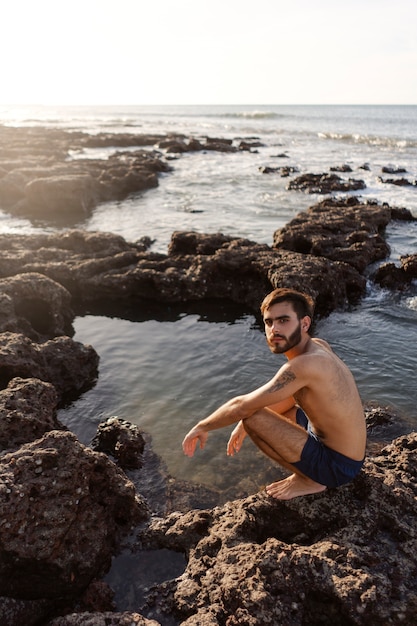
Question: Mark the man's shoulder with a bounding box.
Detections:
[310,337,333,352]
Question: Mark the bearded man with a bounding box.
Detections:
[182,288,366,500]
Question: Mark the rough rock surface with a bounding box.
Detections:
[273,196,415,272]
[0,377,64,451]
[0,229,366,321]
[374,252,417,290]
[0,430,147,600]
[0,332,99,401]
[91,417,146,470]
[136,432,417,625]
[287,172,366,194]
[0,272,74,340]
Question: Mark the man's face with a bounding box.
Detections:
[263,301,303,354]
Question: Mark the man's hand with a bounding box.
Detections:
[227,420,247,456]
[182,426,209,457]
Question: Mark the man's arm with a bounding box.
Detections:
[182,362,305,457]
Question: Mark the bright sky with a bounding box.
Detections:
[2,0,416,105]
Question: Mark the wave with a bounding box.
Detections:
[221,110,285,120]
[318,131,417,149]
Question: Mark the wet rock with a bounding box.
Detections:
[273,196,396,272]
[0,332,99,401]
[0,377,64,452]
[373,252,417,290]
[287,172,366,194]
[91,417,146,470]
[238,139,264,151]
[378,176,417,187]
[330,164,353,172]
[373,262,413,290]
[259,165,299,176]
[381,166,407,174]
[0,431,147,600]
[138,432,417,625]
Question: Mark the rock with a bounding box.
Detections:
[0,126,171,223]
[330,164,353,172]
[0,431,147,600]
[381,166,407,174]
[91,417,146,470]
[259,165,299,176]
[378,176,417,187]
[0,377,64,452]
[0,332,99,401]
[0,229,366,321]
[373,262,413,290]
[273,196,394,272]
[137,432,417,625]
[23,174,98,216]
[287,172,366,194]
[0,272,74,340]
[47,612,160,625]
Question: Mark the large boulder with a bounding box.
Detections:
[0,430,147,600]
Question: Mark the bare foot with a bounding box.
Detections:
[265,473,326,500]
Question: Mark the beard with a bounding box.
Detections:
[267,322,302,354]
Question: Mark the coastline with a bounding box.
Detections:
[0,123,416,624]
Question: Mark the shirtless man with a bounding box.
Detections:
[182,288,366,500]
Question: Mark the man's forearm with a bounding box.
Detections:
[197,396,249,432]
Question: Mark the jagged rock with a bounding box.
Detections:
[0,377,64,452]
[273,197,401,272]
[0,272,74,340]
[0,431,147,601]
[138,433,417,625]
[0,332,99,401]
[91,417,146,470]
[287,172,366,194]
[0,229,366,321]
[373,262,413,290]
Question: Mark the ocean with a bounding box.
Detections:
[1,104,416,495]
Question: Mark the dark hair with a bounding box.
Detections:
[260,288,315,320]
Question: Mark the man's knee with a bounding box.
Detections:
[242,411,264,436]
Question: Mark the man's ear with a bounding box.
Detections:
[302,316,311,332]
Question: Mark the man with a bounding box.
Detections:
[182,287,366,500]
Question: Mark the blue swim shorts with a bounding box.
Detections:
[291,408,364,488]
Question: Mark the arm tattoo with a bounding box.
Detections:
[269,369,296,393]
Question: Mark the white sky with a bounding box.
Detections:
[2,0,417,105]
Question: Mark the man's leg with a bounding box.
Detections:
[243,408,327,500]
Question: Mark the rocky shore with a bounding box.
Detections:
[0,125,417,625]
